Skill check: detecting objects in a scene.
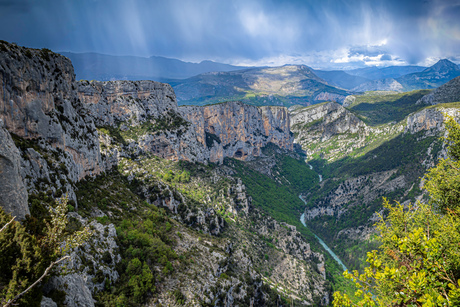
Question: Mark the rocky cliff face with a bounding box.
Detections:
[0,42,323,307]
[291,102,365,135]
[78,80,293,164]
[290,102,369,160]
[314,92,347,104]
[0,119,28,220]
[77,80,177,126]
[0,41,294,221]
[0,43,103,181]
[0,42,103,217]
[180,102,293,163]
[405,106,460,134]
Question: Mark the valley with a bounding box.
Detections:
[0,40,460,307]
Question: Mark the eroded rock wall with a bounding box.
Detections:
[0,43,103,182]
[0,119,28,219]
[0,42,104,219]
[77,80,177,127]
[77,80,294,164]
[180,102,293,163]
[406,106,460,134]
[290,101,369,160]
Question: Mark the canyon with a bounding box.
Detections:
[0,41,327,306]
[1,40,460,306]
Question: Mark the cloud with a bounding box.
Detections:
[0,0,458,69]
[380,54,392,61]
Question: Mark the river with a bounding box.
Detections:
[300,162,347,272]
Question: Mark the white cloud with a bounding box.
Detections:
[228,46,407,70]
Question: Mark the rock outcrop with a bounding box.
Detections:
[0,42,326,306]
[77,80,177,126]
[291,102,365,136]
[290,102,368,159]
[342,95,356,107]
[0,42,103,218]
[0,41,295,219]
[78,80,294,164]
[181,102,293,163]
[0,119,29,219]
[45,220,120,307]
[405,106,460,134]
[0,43,103,182]
[314,92,347,104]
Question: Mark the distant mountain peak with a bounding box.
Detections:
[423,59,460,73]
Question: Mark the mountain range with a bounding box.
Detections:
[345,65,427,80]
[170,65,352,107]
[350,59,460,92]
[61,52,460,107]
[60,52,244,81]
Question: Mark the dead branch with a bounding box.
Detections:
[3,255,70,307]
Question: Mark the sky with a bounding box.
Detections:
[0,0,459,69]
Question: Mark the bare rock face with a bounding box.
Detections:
[291,102,368,159]
[78,80,294,164]
[342,95,356,107]
[314,92,347,104]
[45,219,120,307]
[77,80,177,126]
[405,106,460,134]
[181,102,293,163]
[0,119,28,219]
[0,42,103,182]
[291,102,365,136]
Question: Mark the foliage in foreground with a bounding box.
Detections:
[333,200,460,306]
[0,197,91,307]
[333,116,460,306]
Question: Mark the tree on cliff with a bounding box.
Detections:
[0,196,91,307]
[333,116,460,306]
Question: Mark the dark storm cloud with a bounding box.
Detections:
[0,0,459,68]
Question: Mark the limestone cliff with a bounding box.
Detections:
[0,43,103,181]
[290,102,369,160]
[78,81,293,164]
[0,41,294,219]
[0,119,28,220]
[0,42,325,306]
[180,102,293,163]
[314,92,347,104]
[405,106,460,134]
[0,42,104,220]
[77,80,177,126]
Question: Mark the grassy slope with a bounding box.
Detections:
[347,90,431,126]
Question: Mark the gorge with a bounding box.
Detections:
[1,40,460,306]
